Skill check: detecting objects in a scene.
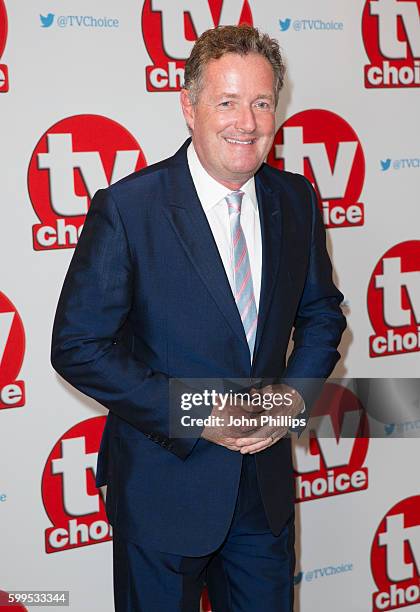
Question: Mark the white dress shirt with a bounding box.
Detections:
[187,143,262,313]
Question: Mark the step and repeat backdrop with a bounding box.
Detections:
[1,1,419,611]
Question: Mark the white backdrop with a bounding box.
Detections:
[1,1,419,611]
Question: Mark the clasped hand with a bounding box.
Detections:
[201,384,304,454]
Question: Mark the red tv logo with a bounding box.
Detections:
[268,109,365,229]
[363,0,420,88]
[371,496,420,610]
[142,0,253,91]
[293,383,369,502]
[0,292,25,411]
[368,241,420,357]
[0,0,9,92]
[28,114,147,251]
[0,591,28,611]
[43,416,111,553]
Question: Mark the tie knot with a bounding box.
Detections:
[225,190,244,216]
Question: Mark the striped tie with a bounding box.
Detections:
[226,190,258,358]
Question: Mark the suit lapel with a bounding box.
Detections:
[252,168,284,365]
[164,140,249,351]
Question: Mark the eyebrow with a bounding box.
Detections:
[219,92,275,101]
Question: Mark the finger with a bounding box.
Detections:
[217,440,241,451]
[233,436,262,447]
[244,430,282,453]
[234,427,274,446]
[240,437,273,454]
[239,428,289,453]
[235,435,271,450]
[241,402,264,415]
[220,437,243,451]
[237,424,291,446]
[249,435,277,453]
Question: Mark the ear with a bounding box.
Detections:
[180,89,195,131]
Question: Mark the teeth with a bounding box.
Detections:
[225,138,254,145]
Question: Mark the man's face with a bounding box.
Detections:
[181,53,277,190]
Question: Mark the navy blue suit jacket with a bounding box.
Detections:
[51,138,346,556]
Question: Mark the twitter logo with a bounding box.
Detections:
[279,19,291,32]
[380,159,391,171]
[385,423,395,436]
[40,13,55,28]
[294,572,303,585]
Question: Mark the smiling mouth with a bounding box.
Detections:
[224,137,256,145]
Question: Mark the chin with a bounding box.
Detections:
[228,163,259,178]
[228,154,261,171]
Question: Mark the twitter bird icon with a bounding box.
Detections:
[279,19,291,32]
[40,13,55,28]
[385,423,395,436]
[380,159,391,171]
[293,572,303,585]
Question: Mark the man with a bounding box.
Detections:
[51,25,346,612]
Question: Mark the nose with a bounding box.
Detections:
[234,104,257,133]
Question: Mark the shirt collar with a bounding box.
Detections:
[187,142,258,213]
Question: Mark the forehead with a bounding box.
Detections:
[201,52,275,93]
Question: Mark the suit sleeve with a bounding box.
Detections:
[50,188,199,460]
[281,177,347,431]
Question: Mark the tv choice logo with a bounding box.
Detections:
[268,109,365,229]
[0,592,27,611]
[42,416,111,553]
[368,241,420,357]
[28,114,147,251]
[142,0,253,91]
[371,496,420,611]
[0,0,9,92]
[293,383,369,503]
[0,292,26,411]
[0,0,7,57]
[363,0,420,88]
